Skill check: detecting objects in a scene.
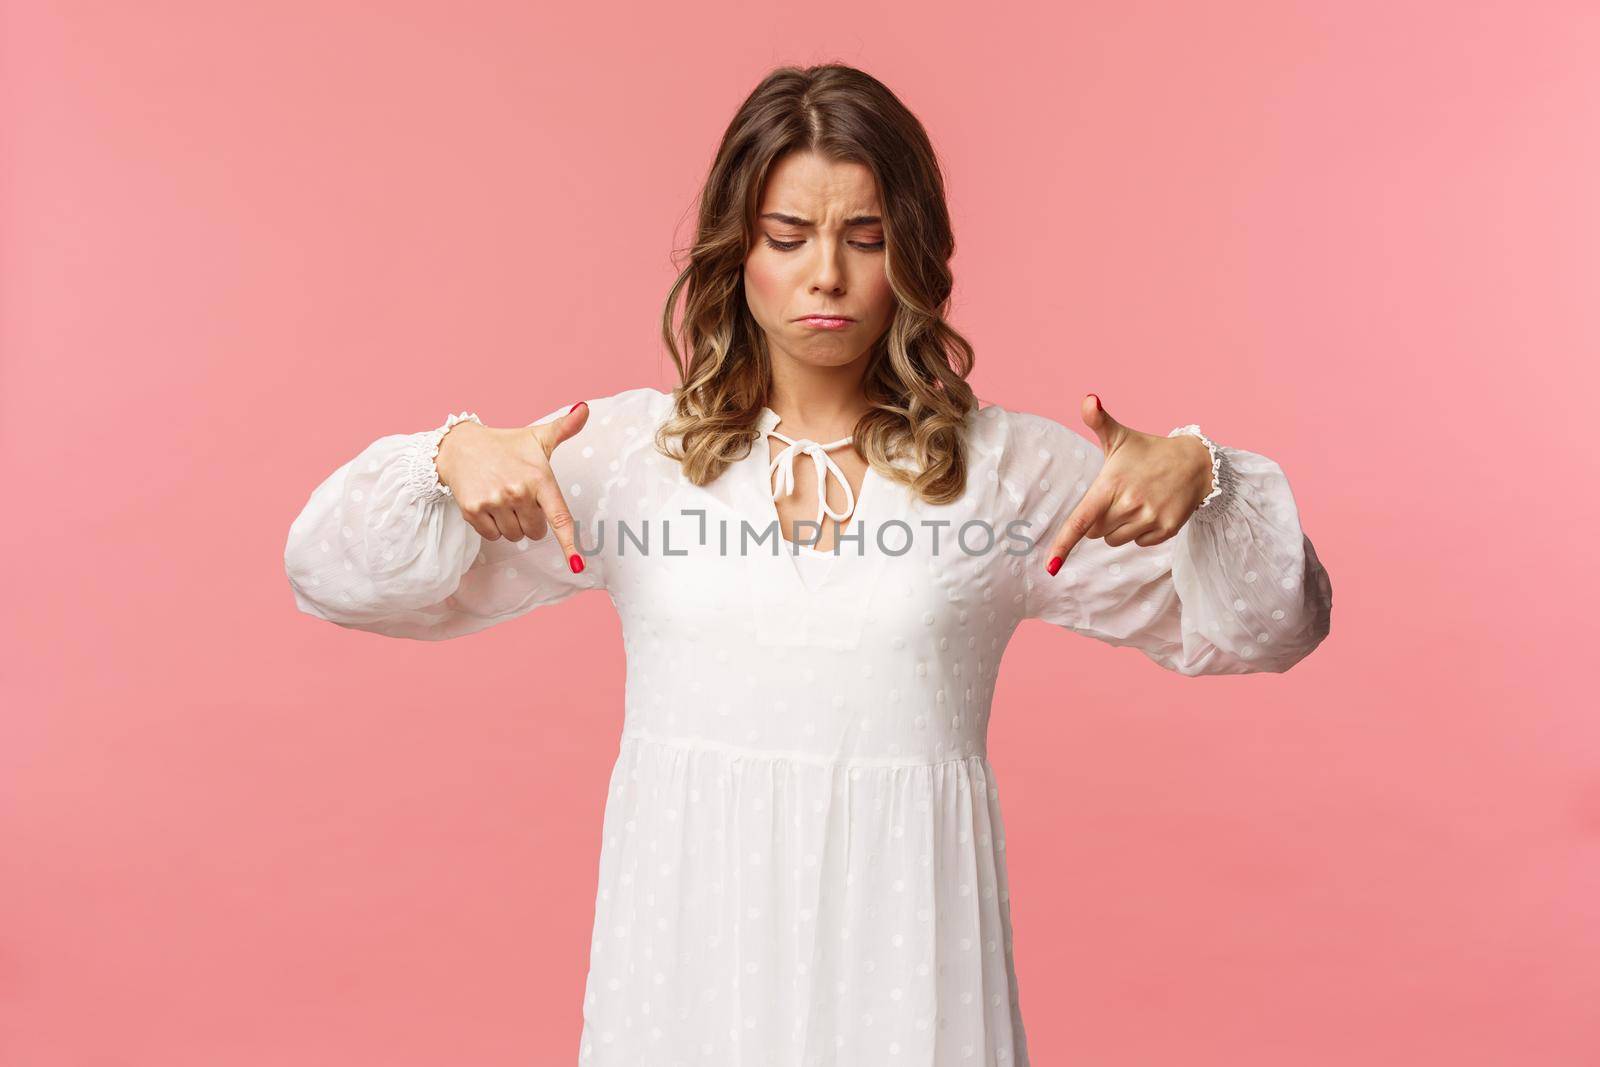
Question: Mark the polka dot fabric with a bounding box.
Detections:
[284,388,1333,1064]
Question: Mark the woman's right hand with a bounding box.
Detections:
[434,401,591,571]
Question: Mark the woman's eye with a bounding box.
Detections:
[762,236,886,252]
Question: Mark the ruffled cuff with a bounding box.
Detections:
[404,411,483,502]
[1167,424,1237,522]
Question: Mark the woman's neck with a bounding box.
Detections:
[764,364,873,440]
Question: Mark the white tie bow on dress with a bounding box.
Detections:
[765,427,857,528]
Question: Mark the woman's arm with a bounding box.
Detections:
[1007,409,1333,676]
[282,387,661,641]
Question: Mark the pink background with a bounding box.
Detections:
[4,2,1597,1063]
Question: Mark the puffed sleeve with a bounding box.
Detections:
[283,386,667,641]
[1003,409,1333,676]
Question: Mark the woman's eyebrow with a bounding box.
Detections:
[759,211,882,227]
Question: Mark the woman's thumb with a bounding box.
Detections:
[531,400,589,455]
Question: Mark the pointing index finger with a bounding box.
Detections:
[529,400,591,574]
[532,473,585,574]
[1044,478,1111,575]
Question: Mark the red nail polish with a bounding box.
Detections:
[1047,556,1063,576]
[569,553,584,574]
[1088,394,1100,412]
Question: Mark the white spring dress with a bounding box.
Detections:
[283,386,1333,1065]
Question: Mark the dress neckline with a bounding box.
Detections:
[732,406,910,631]
[760,407,861,536]
[751,406,877,586]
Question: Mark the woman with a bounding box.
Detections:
[284,64,1332,1065]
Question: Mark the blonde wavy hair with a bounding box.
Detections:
[653,63,980,506]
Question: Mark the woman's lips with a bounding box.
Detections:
[797,316,854,330]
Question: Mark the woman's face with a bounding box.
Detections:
[743,151,894,371]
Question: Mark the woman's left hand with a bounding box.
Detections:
[1042,393,1215,575]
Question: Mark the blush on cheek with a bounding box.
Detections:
[744,260,782,314]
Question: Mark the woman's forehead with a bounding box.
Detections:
[760,152,880,214]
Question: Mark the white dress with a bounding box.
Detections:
[283,386,1333,1065]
